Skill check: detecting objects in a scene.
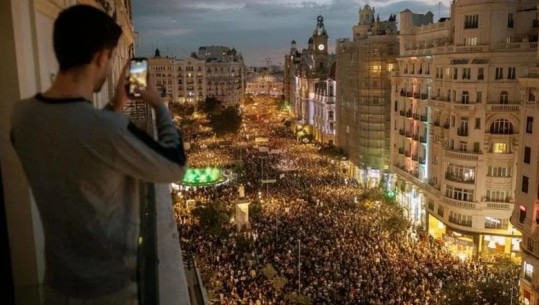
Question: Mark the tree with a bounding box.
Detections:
[191,202,229,236]
[209,106,243,137]
[197,97,222,115]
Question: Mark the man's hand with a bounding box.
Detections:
[135,73,164,108]
[110,61,130,112]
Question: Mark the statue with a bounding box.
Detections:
[238,184,245,198]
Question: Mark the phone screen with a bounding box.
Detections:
[128,58,148,97]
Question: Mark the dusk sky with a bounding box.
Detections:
[132,0,450,67]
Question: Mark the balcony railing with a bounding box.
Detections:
[487,104,520,113]
[405,110,413,118]
[419,136,427,144]
[442,196,477,210]
[404,150,411,157]
[420,115,428,122]
[413,113,420,120]
[398,147,405,155]
[398,128,405,136]
[419,157,426,165]
[399,110,406,116]
[139,184,159,305]
[486,202,512,210]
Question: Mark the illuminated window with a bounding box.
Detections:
[371,65,381,72]
[524,261,533,281]
[387,63,394,71]
[492,143,507,153]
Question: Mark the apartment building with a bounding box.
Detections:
[335,4,398,184]
[392,0,538,262]
[148,46,245,106]
[514,44,539,305]
[245,69,284,97]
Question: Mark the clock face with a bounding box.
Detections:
[318,44,325,51]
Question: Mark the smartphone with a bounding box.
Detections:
[127,57,148,97]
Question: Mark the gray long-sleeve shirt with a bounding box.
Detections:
[10,94,187,298]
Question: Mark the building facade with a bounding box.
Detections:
[245,70,284,97]
[148,46,245,106]
[284,16,335,144]
[514,48,539,305]
[392,0,538,262]
[336,4,398,185]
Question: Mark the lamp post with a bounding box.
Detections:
[298,239,301,294]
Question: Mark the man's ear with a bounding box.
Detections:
[94,49,110,69]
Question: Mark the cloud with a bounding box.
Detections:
[132,0,451,66]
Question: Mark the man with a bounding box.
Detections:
[10,5,187,304]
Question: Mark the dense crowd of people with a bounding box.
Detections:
[173,98,521,305]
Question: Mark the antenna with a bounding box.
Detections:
[438,1,442,20]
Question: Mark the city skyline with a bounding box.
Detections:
[132,0,450,66]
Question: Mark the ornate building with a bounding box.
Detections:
[392,0,538,265]
[245,69,284,97]
[284,15,335,144]
[148,46,245,106]
[335,4,398,184]
[514,37,539,305]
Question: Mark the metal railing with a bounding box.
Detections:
[138,183,159,305]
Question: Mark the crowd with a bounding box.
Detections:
[173,98,520,305]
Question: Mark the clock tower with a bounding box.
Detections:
[311,15,329,74]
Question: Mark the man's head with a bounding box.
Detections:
[53,5,122,92]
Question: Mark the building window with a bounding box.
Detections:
[523,176,529,193]
[490,119,513,134]
[487,166,511,177]
[500,91,509,104]
[464,14,479,29]
[492,143,508,153]
[485,217,508,230]
[508,13,514,28]
[476,91,482,103]
[487,190,510,202]
[446,164,475,183]
[520,205,527,223]
[449,211,472,227]
[495,67,504,80]
[477,68,484,80]
[527,117,534,133]
[453,68,458,80]
[461,91,470,104]
[465,37,477,46]
[462,68,471,79]
[525,147,531,164]
[524,261,533,282]
[475,118,481,129]
[446,186,474,202]
[474,142,480,153]
[508,67,516,79]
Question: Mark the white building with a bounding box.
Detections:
[148,46,245,106]
[392,0,539,262]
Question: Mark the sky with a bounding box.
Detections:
[132,0,450,67]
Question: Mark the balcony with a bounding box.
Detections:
[405,131,413,138]
[452,104,475,112]
[421,93,428,100]
[405,110,413,118]
[412,154,419,161]
[419,136,427,144]
[419,157,426,165]
[404,150,411,158]
[448,215,473,227]
[398,128,405,136]
[399,110,406,117]
[444,149,481,162]
[487,104,520,113]
[420,115,428,122]
[433,121,440,127]
[412,113,420,120]
[486,202,512,210]
[412,133,420,141]
[398,147,405,155]
[443,123,450,129]
[443,196,477,210]
[445,172,475,184]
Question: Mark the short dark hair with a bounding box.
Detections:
[53,5,122,71]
